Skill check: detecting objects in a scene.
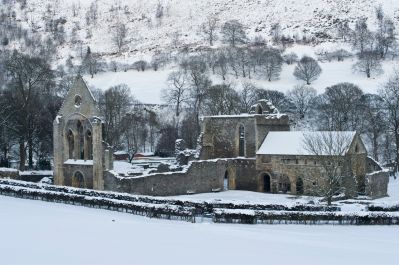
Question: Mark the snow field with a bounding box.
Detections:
[0,195,398,265]
[85,58,399,104]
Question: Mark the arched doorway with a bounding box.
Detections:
[72,171,85,188]
[256,105,263,114]
[278,175,291,193]
[296,177,304,195]
[263,174,271,193]
[223,170,229,191]
[238,125,245,157]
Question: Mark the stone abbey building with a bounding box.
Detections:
[53,77,113,190]
[53,77,388,198]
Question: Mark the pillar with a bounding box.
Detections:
[53,116,65,186]
[92,118,104,190]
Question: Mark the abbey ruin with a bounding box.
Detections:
[53,77,389,198]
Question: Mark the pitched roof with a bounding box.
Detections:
[256,131,357,156]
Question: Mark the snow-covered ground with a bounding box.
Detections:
[169,177,399,208]
[85,57,399,104]
[0,195,398,265]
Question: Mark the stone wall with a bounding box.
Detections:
[365,170,389,198]
[201,114,289,160]
[201,116,257,159]
[226,159,258,191]
[104,158,257,196]
[0,168,19,180]
[256,154,361,197]
[63,164,94,189]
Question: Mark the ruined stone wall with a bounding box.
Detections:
[226,159,258,191]
[201,116,256,159]
[0,169,19,180]
[365,171,389,198]
[104,160,226,196]
[104,158,257,196]
[63,164,94,189]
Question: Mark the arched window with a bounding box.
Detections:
[238,125,245,157]
[85,130,93,160]
[77,121,84,160]
[72,171,85,188]
[67,130,74,159]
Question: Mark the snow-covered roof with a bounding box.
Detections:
[257,131,357,156]
[64,159,94,166]
[114,151,129,155]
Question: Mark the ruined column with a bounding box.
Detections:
[53,116,65,186]
[92,118,104,190]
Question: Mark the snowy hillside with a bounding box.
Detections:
[8,0,399,59]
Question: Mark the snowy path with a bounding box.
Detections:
[0,195,398,265]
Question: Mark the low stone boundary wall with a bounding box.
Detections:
[0,182,195,222]
[213,209,399,225]
[2,179,398,225]
[0,168,19,179]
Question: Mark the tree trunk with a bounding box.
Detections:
[372,133,379,161]
[28,137,33,169]
[19,140,25,171]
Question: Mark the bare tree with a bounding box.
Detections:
[113,22,128,53]
[81,47,103,78]
[315,83,364,131]
[375,6,397,58]
[98,84,133,148]
[293,56,322,85]
[221,20,247,47]
[185,57,212,137]
[362,93,386,161]
[353,50,383,78]
[3,51,54,170]
[303,131,354,205]
[379,71,399,171]
[201,16,219,46]
[261,48,283,81]
[120,112,145,162]
[270,22,282,44]
[283,52,298,65]
[352,18,373,54]
[239,82,257,113]
[287,85,317,119]
[336,20,352,42]
[214,48,229,80]
[162,71,188,118]
[204,83,240,115]
[162,71,188,137]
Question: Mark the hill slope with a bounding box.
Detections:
[6,0,399,61]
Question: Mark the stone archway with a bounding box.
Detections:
[278,175,291,193]
[296,177,304,195]
[263,173,271,193]
[223,170,229,191]
[72,171,85,188]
